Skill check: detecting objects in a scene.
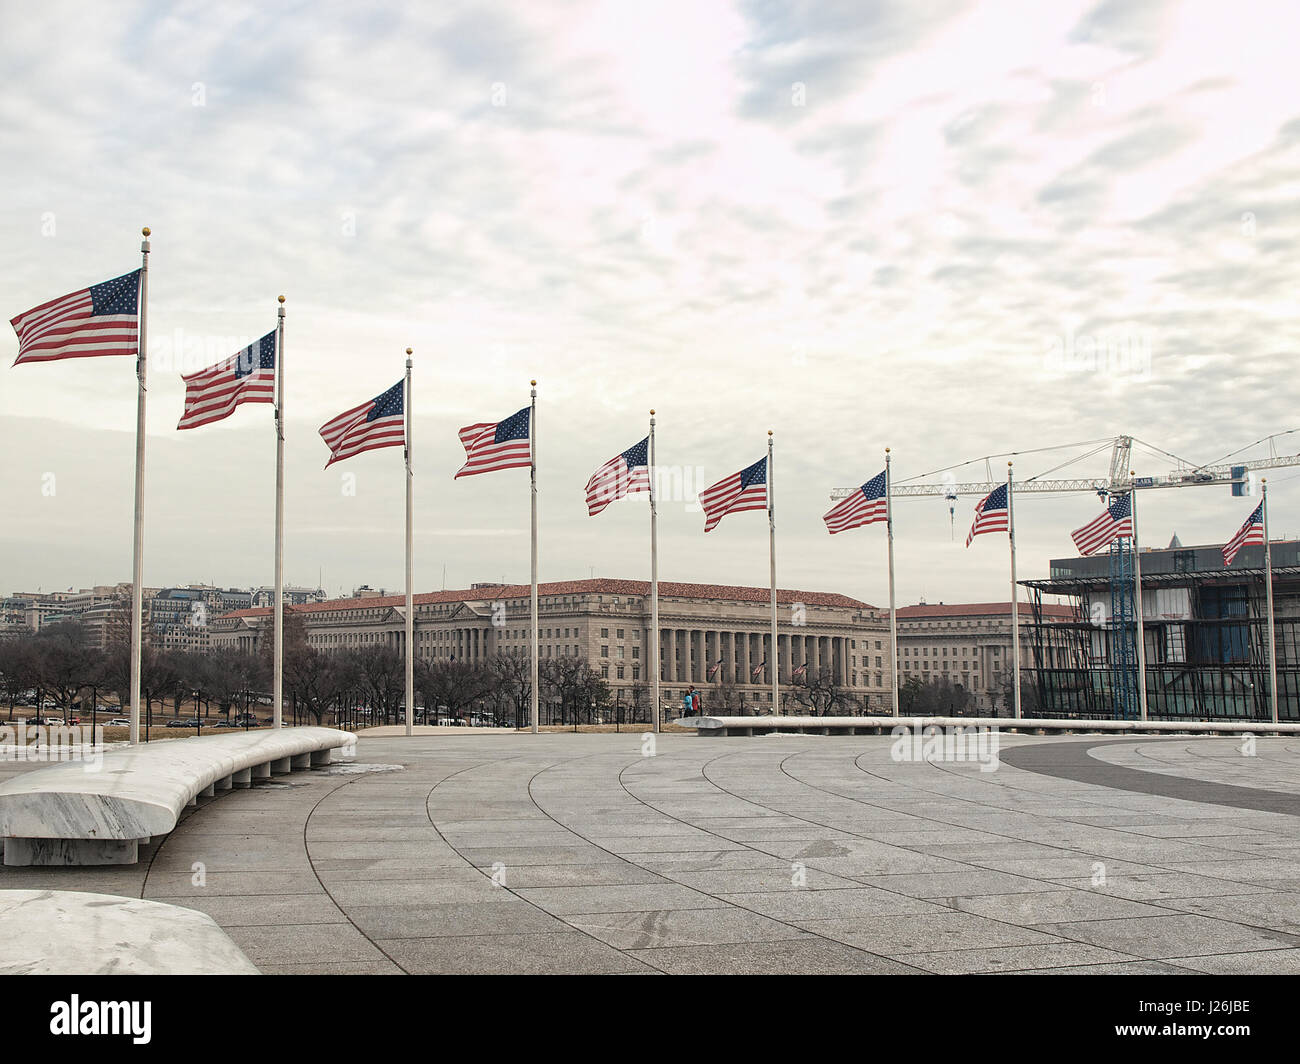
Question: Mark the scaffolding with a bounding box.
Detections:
[1108,538,1138,720]
[1023,549,1300,722]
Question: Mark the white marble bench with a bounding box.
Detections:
[0,727,355,866]
[0,889,260,974]
[677,714,1300,736]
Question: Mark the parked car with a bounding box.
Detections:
[106,717,131,727]
[165,719,190,728]
[40,716,63,727]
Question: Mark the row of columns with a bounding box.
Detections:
[293,623,861,687]
[658,628,854,686]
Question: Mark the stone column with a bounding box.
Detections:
[736,630,749,687]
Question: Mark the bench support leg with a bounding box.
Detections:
[291,752,312,770]
[232,768,252,789]
[311,749,333,766]
[216,775,233,791]
[251,762,272,781]
[201,784,216,798]
[271,757,292,775]
[4,837,140,867]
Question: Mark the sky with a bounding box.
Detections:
[3,0,1299,609]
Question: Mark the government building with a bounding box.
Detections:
[211,578,893,712]
[897,600,1076,712]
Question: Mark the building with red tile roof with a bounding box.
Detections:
[211,578,892,713]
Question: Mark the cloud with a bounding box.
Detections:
[3,0,1300,609]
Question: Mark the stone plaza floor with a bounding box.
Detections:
[2,730,1298,974]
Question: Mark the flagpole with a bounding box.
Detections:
[1008,461,1021,720]
[886,447,898,717]
[1130,478,1148,722]
[1263,480,1277,726]
[530,380,539,734]
[404,348,414,738]
[768,431,779,715]
[272,295,286,730]
[129,227,150,746]
[649,410,660,734]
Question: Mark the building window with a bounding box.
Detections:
[617,628,624,639]
[601,627,609,638]
[601,645,609,657]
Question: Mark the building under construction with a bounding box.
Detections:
[1020,539,1300,721]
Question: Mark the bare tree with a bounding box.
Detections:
[416,659,493,723]
[788,665,851,716]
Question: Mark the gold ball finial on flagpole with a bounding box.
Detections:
[141,227,151,237]
[885,447,891,454]
[530,379,537,386]
[278,295,285,304]
[650,409,655,415]
[406,347,413,355]
[768,430,773,437]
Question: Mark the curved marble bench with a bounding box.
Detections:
[677,714,1300,737]
[0,889,260,974]
[0,726,355,866]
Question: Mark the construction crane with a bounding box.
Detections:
[829,432,1300,500]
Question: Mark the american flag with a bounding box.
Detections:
[456,407,531,479]
[707,658,726,680]
[10,270,140,365]
[751,658,767,679]
[177,332,275,430]
[699,456,767,532]
[823,470,887,534]
[1071,493,1134,556]
[1222,502,1265,566]
[793,662,807,678]
[585,436,650,516]
[319,380,405,467]
[966,483,1009,547]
